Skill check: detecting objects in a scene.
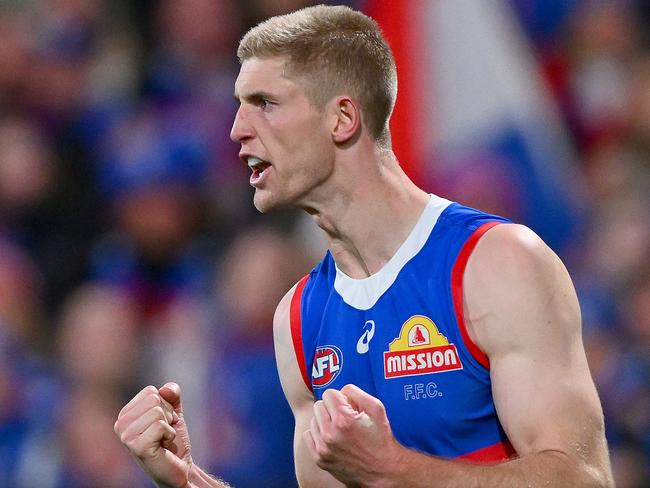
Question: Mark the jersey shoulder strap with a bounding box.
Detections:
[289,274,312,392]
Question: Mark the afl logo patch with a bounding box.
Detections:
[312,345,343,388]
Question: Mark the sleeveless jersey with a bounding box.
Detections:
[290,195,517,462]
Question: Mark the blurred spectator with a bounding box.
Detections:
[147,0,241,99]
[22,0,102,126]
[0,113,102,318]
[203,225,312,488]
[564,1,644,151]
[0,238,60,486]
[144,0,251,230]
[0,237,45,347]
[55,387,148,488]
[49,283,150,487]
[0,118,54,219]
[0,11,30,110]
[56,283,141,390]
[89,105,218,321]
[584,194,648,291]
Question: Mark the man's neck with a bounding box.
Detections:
[301,151,430,279]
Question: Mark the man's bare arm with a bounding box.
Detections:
[273,283,345,488]
[390,224,612,487]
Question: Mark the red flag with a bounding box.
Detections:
[363,0,428,185]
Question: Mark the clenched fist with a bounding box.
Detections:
[114,383,193,488]
[304,384,404,487]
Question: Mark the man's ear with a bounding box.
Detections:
[330,96,361,144]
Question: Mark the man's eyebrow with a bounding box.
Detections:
[234,90,276,103]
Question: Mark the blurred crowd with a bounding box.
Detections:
[0,0,647,487]
[514,2,650,486]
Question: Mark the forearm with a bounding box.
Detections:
[185,464,233,488]
[379,447,610,488]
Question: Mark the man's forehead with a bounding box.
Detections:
[241,56,287,74]
[234,56,304,97]
[236,58,287,87]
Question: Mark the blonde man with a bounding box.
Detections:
[115,5,613,487]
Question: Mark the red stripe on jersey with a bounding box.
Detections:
[451,221,502,369]
[459,440,517,463]
[290,275,312,392]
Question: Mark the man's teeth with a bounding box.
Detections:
[248,157,264,169]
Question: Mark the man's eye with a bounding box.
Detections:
[258,99,275,110]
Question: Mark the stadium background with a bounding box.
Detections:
[0,0,648,486]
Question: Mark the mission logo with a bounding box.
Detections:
[384,315,462,379]
[312,345,343,388]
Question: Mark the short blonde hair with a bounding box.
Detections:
[238,5,397,147]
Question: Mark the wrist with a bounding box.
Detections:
[184,462,231,488]
[182,463,199,488]
[153,461,193,488]
[370,440,410,488]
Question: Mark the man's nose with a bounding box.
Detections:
[230,105,255,143]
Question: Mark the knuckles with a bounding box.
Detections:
[332,414,353,432]
[314,441,334,462]
[121,431,134,447]
[145,392,161,408]
[151,405,165,420]
[370,398,385,415]
[154,418,169,432]
[114,387,173,454]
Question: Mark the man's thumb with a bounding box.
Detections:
[159,382,183,413]
[340,383,384,418]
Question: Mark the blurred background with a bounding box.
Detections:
[0,0,647,486]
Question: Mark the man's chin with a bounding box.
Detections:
[253,191,283,213]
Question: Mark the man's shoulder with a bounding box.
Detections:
[463,222,578,355]
[468,223,558,275]
[274,275,311,331]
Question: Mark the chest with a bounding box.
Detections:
[306,282,494,451]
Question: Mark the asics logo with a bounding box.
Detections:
[356,320,376,354]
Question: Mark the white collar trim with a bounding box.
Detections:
[333,194,452,310]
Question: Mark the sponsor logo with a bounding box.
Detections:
[356,320,376,354]
[312,345,343,388]
[384,315,462,379]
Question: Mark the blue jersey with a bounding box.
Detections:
[290,195,516,462]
